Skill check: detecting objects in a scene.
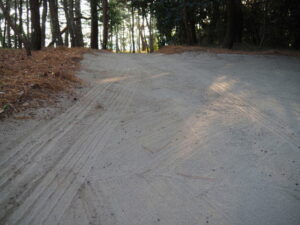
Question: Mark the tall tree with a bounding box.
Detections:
[64,29,69,46]
[234,0,243,43]
[102,0,108,49]
[14,0,18,48]
[18,0,23,48]
[182,0,197,45]
[0,0,32,55]
[49,0,63,46]
[62,0,74,46]
[2,19,7,47]
[29,0,41,50]
[90,0,98,49]
[0,17,3,47]
[141,15,148,51]
[145,11,154,52]
[115,28,119,52]
[74,0,84,46]
[69,0,77,46]
[26,0,29,36]
[41,0,47,47]
[223,0,242,49]
[207,0,220,45]
[131,4,135,53]
[7,2,11,48]
[65,0,76,47]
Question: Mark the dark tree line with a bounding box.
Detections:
[0,0,299,56]
[149,0,300,49]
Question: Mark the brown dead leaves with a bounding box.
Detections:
[0,47,90,117]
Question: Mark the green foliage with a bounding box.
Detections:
[108,0,128,32]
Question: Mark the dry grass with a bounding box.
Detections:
[157,45,300,58]
[0,47,90,117]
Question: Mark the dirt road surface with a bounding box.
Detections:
[1,52,300,225]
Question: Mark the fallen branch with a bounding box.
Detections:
[47,26,68,47]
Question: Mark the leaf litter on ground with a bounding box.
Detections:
[0,47,91,118]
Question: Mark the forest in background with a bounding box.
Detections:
[0,0,299,56]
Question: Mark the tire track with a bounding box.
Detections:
[1,82,131,223]
[5,81,136,225]
[0,83,110,175]
[142,55,300,150]
[0,84,120,213]
[0,84,114,196]
[212,82,300,149]
[2,53,299,225]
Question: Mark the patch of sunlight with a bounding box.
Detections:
[96,72,170,84]
[148,72,170,79]
[209,75,236,93]
[96,75,134,84]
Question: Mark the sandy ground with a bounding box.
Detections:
[0,52,300,225]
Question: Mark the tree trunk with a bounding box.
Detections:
[74,0,84,46]
[29,0,42,50]
[110,22,113,48]
[2,19,7,47]
[7,4,11,48]
[18,0,23,48]
[223,0,235,49]
[0,0,32,55]
[14,0,18,48]
[26,0,30,37]
[223,0,243,49]
[0,19,3,47]
[49,0,63,46]
[141,15,148,52]
[7,21,11,48]
[259,0,268,48]
[65,29,69,46]
[147,13,154,53]
[90,0,98,49]
[121,22,125,51]
[47,26,68,47]
[145,14,153,52]
[137,14,141,52]
[102,0,108,49]
[234,0,243,43]
[182,0,196,45]
[137,10,146,51]
[41,0,47,47]
[115,29,119,52]
[190,16,197,44]
[67,0,76,47]
[62,0,74,47]
[131,5,135,53]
